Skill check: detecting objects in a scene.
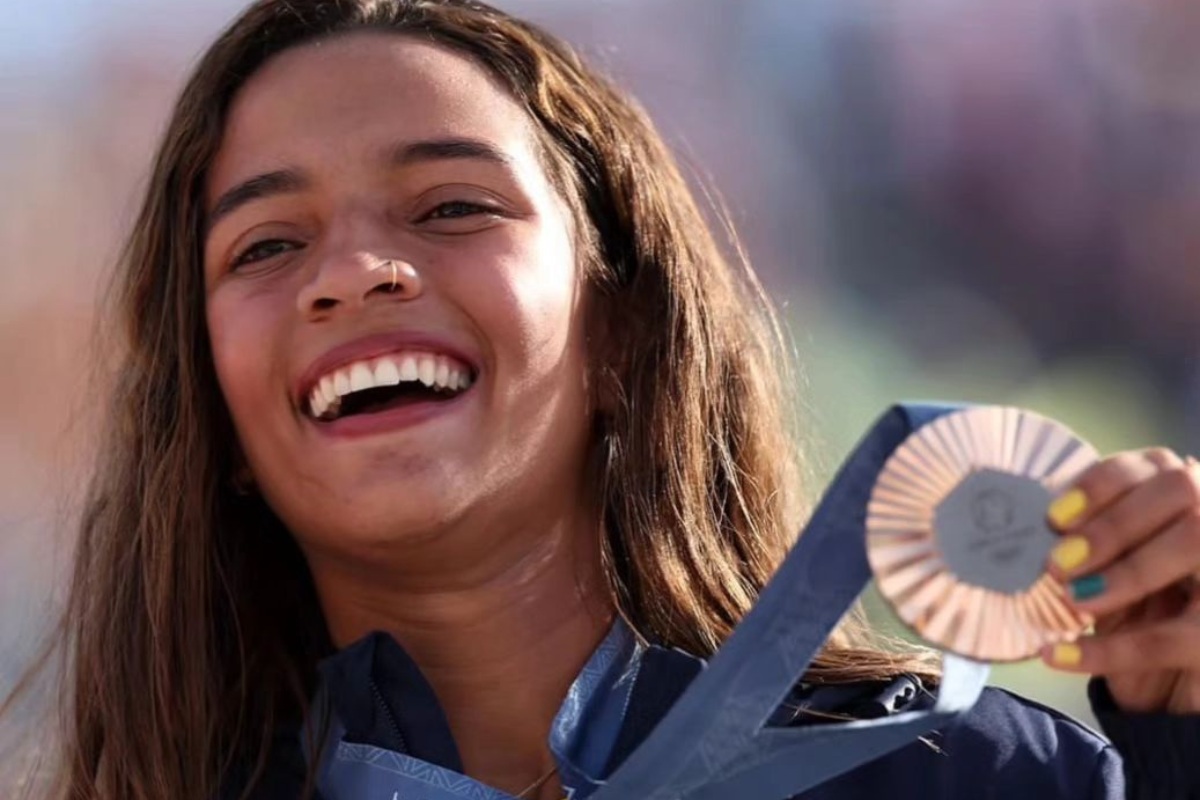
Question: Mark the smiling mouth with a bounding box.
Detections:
[307,351,474,422]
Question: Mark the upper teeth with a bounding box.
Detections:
[308,352,473,419]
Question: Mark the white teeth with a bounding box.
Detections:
[398,354,419,382]
[349,363,373,392]
[333,369,352,397]
[309,388,327,418]
[374,358,401,386]
[319,376,336,405]
[418,356,436,387]
[307,350,475,419]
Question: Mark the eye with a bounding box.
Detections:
[231,238,302,269]
[419,200,501,223]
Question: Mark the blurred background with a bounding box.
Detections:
[2,0,1198,771]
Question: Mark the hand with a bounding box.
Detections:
[1040,448,1200,714]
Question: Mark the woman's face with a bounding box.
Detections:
[203,33,595,558]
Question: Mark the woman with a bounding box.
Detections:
[14,0,1199,798]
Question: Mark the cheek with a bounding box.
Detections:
[481,226,596,463]
[205,284,292,434]
[480,220,585,377]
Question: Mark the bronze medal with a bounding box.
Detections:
[866,406,1098,661]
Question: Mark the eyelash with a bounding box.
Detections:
[424,200,497,221]
[229,200,500,268]
[232,239,296,267]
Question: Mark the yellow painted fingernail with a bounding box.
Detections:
[1050,536,1090,572]
[1051,643,1082,667]
[1048,489,1088,528]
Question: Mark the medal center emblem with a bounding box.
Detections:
[934,469,1056,594]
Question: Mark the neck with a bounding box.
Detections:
[308,509,613,796]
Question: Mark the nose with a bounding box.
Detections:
[297,250,423,318]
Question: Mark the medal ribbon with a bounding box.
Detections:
[588,403,990,800]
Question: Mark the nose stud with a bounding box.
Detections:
[383,259,399,292]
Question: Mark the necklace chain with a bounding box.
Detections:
[514,764,558,799]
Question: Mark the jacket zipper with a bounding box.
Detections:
[370,678,410,754]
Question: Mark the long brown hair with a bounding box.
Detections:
[10,1,936,797]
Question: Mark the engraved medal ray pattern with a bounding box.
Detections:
[867,407,1098,661]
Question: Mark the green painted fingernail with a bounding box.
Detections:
[1070,574,1106,602]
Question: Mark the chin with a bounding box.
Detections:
[287,491,464,554]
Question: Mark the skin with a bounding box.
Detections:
[1044,449,1200,715]
[203,32,611,797]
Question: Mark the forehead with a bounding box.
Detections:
[210,32,539,192]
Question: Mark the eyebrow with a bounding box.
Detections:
[204,137,516,236]
[206,170,307,236]
[385,137,515,171]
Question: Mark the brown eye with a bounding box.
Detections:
[232,239,301,268]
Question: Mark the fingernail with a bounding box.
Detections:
[1070,574,1106,602]
[1048,489,1088,528]
[1050,643,1083,667]
[1051,536,1090,572]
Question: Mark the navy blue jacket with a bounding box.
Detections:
[225,632,1200,799]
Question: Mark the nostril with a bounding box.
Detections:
[369,259,421,299]
[312,297,338,311]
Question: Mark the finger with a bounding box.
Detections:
[1048,462,1200,581]
[1048,448,1183,533]
[1042,611,1200,674]
[1144,448,1187,472]
[1062,508,1200,612]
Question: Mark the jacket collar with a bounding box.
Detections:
[310,620,927,798]
[313,618,692,791]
